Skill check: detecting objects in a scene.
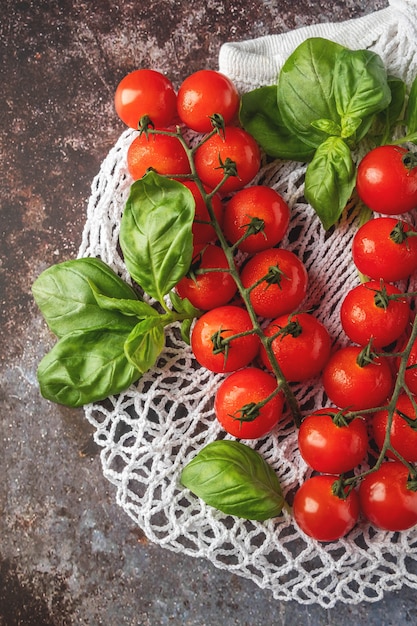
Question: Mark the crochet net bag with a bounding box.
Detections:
[79,0,417,607]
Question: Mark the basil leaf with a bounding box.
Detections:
[181,440,286,521]
[32,257,138,337]
[373,75,406,144]
[89,280,158,319]
[305,136,356,230]
[277,37,345,148]
[406,75,417,135]
[334,47,391,139]
[169,290,201,317]
[239,86,315,161]
[37,329,141,407]
[119,171,195,305]
[124,317,165,372]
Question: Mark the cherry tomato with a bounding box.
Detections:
[240,248,308,319]
[298,408,368,474]
[356,145,417,215]
[359,461,417,531]
[259,312,331,382]
[190,305,260,373]
[114,69,177,129]
[293,475,360,542]
[127,131,191,180]
[177,69,240,133]
[179,180,224,245]
[352,217,417,282]
[223,186,290,253]
[194,126,261,195]
[175,243,237,310]
[214,367,284,439]
[372,394,417,462]
[322,345,393,411]
[340,280,410,349]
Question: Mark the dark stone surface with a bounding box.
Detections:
[4,0,417,624]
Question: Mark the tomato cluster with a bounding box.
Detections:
[114,68,417,542]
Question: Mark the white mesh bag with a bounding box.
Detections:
[79,0,417,607]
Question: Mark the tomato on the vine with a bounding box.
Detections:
[340,280,410,349]
[114,69,177,129]
[359,461,417,531]
[194,126,261,195]
[177,69,240,133]
[293,475,360,542]
[322,345,393,411]
[223,185,290,253]
[175,243,237,310]
[190,305,259,373]
[240,248,308,319]
[127,131,191,180]
[259,312,331,382]
[372,394,417,462]
[179,180,224,245]
[356,145,417,215]
[214,367,284,439]
[298,408,368,474]
[352,217,417,282]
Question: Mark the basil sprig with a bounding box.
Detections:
[33,171,200,407]
[240,37,417,230]
[181,440,287,521]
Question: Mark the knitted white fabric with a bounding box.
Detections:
[79,0,417,607]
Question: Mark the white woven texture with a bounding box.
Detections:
[78,0,417,607]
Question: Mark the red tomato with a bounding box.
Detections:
[179,180,224,245]
[322,345,393,411]
[293,475,360,542]
[352,217,417,282]
[223,186,290,253]
[175,243,237,310]
[298,408,368,474]
[190,305,260,373]
[177,69,240,133]
[259,312,331,382]
[194,126,261,195]
[372,394,417,462]
[359,461,417,531]
[214,367,284,439]
[340,281,410,349]
[356,145,417,215]
[127,131,191,180]
[114,69,177,129]
[240,248,308,319]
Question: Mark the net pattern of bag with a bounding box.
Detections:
[78,0,417,607]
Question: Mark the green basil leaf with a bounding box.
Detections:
[305,136,356,230]
[277,37,345,148]
[119,171,195,304]
[89,280,158,319]
[406,75,417,135]
[181,440,286,521]
[334,47,391,138]
[179,318,193,345]
[239,86,315,161]
[373,75,407,144]
[310,118,342,136]
[37,329,141,407]
[124,317,165,372]
[169,290,201,317]
[32,257,138,337]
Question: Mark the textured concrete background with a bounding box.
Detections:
[3,0,417,624]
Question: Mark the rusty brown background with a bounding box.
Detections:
[3,1,417,624]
